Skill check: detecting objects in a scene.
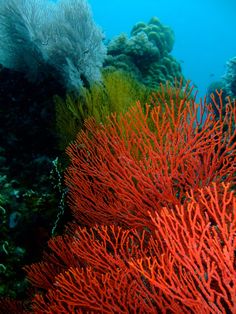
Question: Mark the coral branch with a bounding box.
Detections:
[66,87,236,228]
[130,183,236,313]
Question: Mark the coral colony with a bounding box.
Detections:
[0,0,235,313]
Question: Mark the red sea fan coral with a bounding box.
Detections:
[25,226,159,313]
[1,84,235,313]
[130,183,236,313]
[65,86,236,229]
[21,183,236,313]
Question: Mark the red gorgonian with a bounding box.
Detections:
[65,85,235,229]
[1,83,235,313]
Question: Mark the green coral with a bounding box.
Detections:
[126,32,161,66]
[143,55,182,88]
[105,17,183,89]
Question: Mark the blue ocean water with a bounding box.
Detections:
[89,0,236,99]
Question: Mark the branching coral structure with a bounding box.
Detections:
[14,183,236,313]
[65,86,236,229]
[0,83,235,313]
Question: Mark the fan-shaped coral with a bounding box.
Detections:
[1,83,235,313]
[14,183,236,313]
[65,86,236,228]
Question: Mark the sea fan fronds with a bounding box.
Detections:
[65,87,236,228]
[21,184,236,313]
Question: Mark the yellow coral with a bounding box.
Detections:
[55,70,150,150]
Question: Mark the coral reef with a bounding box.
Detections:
[0,3,235,309]
[104,17,183,89]
[2,83,235,313]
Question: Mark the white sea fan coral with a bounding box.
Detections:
[0,0,106,92]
